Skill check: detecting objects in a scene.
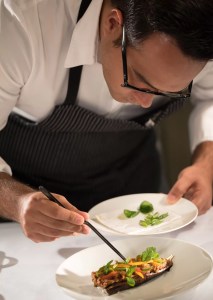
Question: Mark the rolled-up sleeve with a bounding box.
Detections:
[0,157,12,175]
[189,61,213,152]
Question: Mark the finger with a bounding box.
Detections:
[167,178,192,204]
[171,187,211,215]
[182,187,195,201]
[22,197,91,235]
[190,194,212,215]
[32,222,87,237]
[23,221,89,242]
[25,232,58,243]
[41,193,90,220]
[30,212,90,234]
[38,199,86,225]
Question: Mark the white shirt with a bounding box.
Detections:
[0,0,213,174]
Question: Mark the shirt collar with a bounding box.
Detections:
[64,0,103,68]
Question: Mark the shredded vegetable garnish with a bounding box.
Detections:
[139,212,169,227]
[123,200,169,228]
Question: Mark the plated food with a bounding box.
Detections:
[91,247,174,295]
[56,236,213,300]
[89,193,198,235]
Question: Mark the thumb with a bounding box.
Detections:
[167,178,190,204]
[167,191,181,204]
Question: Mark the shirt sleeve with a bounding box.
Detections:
[189,61,213,152]
[0,2,32,173]
[0,157,12,175]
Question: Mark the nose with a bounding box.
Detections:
[137,92,155,108]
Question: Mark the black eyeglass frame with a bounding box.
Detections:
[121,26,193,98]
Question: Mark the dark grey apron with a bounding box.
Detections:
[0,0,188,211]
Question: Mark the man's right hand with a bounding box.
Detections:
[0,172,90,242]
[18,191,90,242]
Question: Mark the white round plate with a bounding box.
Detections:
[56,236,213,300]
[88,193,198,235]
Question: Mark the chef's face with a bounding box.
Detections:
[98,7,206,108]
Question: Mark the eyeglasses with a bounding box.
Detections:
[121,26,192,98]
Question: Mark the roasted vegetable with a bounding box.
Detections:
[91,247,174,295]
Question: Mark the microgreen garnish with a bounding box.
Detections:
[139,212,169,227]
[141,247,159,261]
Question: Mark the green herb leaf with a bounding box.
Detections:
[139,220,148,227]
[141,247,159,261]
[126,277,136,287]
[126,266,136,277]
[124,209,140,218]
[139,201,154,214]
[158,212,169,220]
[103,260,113,274]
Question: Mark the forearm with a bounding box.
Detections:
[0,172,35,222]
[192,141,213,181]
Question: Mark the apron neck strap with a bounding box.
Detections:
[65,0,92,105]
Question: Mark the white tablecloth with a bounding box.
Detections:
[0,207,213,300]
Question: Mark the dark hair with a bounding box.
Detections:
[110,0,213,61]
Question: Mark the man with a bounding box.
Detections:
[0,0,213,242]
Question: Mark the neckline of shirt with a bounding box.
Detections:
[64,0,103,69]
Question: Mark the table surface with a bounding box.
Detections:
[1,207,213,300]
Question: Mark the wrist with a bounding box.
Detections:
[0,172,35,222]
[192,141,213,181]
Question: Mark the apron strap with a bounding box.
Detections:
[64,0,92,105]
[65,65,83,105]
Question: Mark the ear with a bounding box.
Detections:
[108,9,123,30]
[100,8,123,38]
